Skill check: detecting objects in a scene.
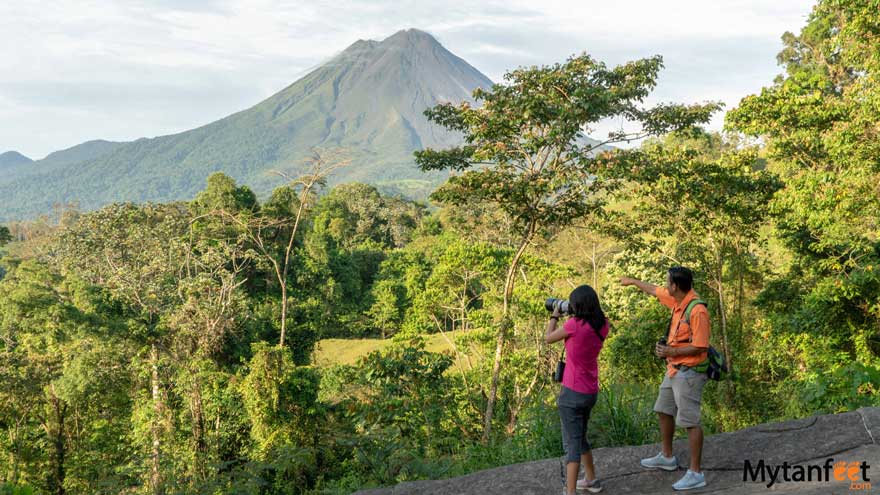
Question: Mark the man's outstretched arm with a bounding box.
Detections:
[620,277,659,296]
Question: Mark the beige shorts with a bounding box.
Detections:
[653,369,708,428]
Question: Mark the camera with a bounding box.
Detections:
[657,337,667,360]
[545,297,571,315]
[553,359,565,382]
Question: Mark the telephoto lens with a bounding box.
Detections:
[544,297,571,315]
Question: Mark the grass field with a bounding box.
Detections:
[313,332,474,370]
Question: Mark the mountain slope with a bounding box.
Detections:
[0,151,32,168]
[0,29,493,221]
[38,140,124,170]
[0,140,123,186]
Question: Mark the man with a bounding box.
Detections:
[620,266,710,491]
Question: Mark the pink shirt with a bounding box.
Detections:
[562,318,608,394]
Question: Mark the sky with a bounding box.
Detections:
[1,0,816,160]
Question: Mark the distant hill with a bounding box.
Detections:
[38,140,125,170]
[0,140,123,187]
[0,29,494,221]
[0,151,32,168]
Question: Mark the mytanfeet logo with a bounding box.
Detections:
[743,458,871,491]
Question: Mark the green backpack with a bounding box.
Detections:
[672,299,728,381]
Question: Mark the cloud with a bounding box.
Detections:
[0,0,815,157]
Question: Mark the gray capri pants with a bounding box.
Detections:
[557,385,598,463]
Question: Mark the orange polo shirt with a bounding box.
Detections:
[655,287,710,377]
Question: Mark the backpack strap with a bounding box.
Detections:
[684,299,707,324]
[673,299,707,344]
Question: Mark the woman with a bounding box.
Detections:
[545,285,609,495]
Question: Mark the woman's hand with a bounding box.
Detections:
[545,310,566,344]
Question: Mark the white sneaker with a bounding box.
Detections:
[672,469,706,490]
[576,477,603,493]
[640,452,678,471]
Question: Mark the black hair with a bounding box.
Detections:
[668,266,694,292]
[569,285,606,334]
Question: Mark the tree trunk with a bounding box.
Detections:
[46,390,66,495]
[8,418,21,485]
[482,222,535,444]
[191,378,206,482]
[591,242,598,289]
[505,369,540,435]
[150,343,163,495]
[715,249,735,398]
[53,418,65,495]
[280,282,288,347]
[506,406,520,436]
[716,273,731,369]
[7,446,14,484]
[736,244,745,336]
[279,176,314,348]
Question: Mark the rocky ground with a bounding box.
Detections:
[354,407,880,494]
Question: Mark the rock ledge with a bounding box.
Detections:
[354,407,880,494]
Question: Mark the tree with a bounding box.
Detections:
[211,151,348,348]
[544,216,620,292]
[310,183,424,251]
[239,343,320,493]
[336,338,454,484]
[725,0,880,409]
[602,131,781,389]
[166,222,252,484]
[367,279,404,339]
[415,52,720,441]
[54,203,190,495]
[0,261,131,495]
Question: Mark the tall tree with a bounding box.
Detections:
[54,203,190,495]
[726,0,880,408]
[416,53,720,441]
[0,261,131,495]
[602,131,781,384]
[211,151,348,348]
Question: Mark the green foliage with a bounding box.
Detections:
[334,338,456,484]
[311,183,424,250]
[239,342,321,492]
[726,0,880,409]
[0,484,36,495]
[5,29,880,495]
[403,236,507,335]
[54,202,191,336]
[0,260,133,494]
[240,343,320,456]
[192,173,259,214]
[589,384,660,448]
[367,279,406,339]
[601,305,669,384]
[417,53,720,237]
[416,51,719,442]
[798,362,880,414]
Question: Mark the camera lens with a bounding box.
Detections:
[545,298,571,314]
